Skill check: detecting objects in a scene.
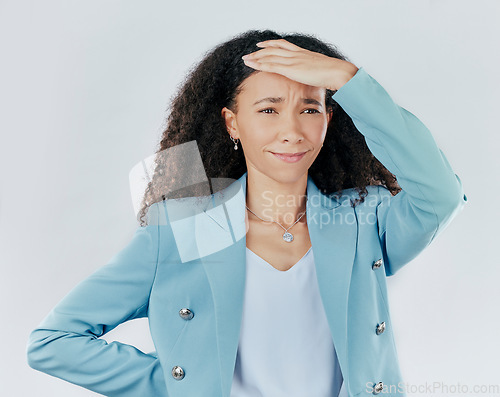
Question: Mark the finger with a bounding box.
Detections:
[244,47,297,60]
[256,38,303,51]
[242,58,309,86]
[244,55,296,66]
[242,58,297,77]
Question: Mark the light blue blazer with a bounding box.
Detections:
[27,67,467,397]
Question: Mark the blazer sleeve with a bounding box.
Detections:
[331,67,467,276]
[26,203,167,396]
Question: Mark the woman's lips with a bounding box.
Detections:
[270,151,307,163]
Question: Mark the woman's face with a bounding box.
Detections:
[222,71,332,184]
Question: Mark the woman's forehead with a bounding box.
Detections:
[238,72,325,101]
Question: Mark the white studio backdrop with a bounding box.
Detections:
[0,1,498,396]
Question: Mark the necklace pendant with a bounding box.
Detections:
[283,232,294,243]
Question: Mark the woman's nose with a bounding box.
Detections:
[278,114,304,143]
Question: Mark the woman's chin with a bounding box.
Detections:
[261,167,309,185]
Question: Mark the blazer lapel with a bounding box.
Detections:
[198,174,248,397]
[305,176,358,378]
[189,172,357,396]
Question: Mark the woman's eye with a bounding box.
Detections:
[259,108,320,114]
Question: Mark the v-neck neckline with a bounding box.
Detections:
[246,246,312,273]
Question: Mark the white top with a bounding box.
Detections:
[230,246,348,397]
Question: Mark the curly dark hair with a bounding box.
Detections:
[137,29,401,226]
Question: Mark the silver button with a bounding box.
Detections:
[179,308,194,320]
[376,321,386,335]
[372,258,383,269]
[373,381,384,394]
[172,366,185,380]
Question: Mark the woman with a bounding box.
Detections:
[27,29,467,397]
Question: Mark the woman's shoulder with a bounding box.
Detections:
[142,195,213,226]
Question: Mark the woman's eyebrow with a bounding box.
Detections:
[253,97,323,107]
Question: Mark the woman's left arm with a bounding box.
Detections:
[243,39,467,276]
[331,67,467,275]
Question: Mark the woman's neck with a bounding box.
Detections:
[245,170,308,227]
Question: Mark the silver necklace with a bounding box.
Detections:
[245,198,307,243]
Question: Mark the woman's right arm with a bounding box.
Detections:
[26,203,167,396]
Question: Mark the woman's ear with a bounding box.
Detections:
[221,107,238,138]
